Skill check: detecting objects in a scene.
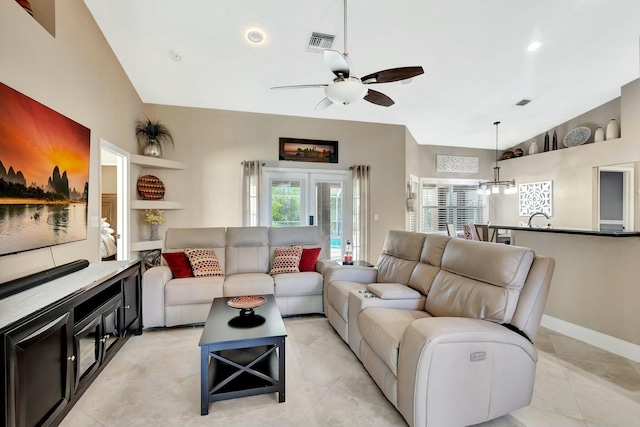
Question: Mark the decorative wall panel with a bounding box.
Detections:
[436,155,478,173]
[519,181,553,216]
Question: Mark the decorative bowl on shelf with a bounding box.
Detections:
[500,150,515,160]
[563,127,591,147]
[137,175,165,200]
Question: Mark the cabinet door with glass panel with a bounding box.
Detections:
[263,169,351,261]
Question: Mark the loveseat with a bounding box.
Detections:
[324,230,555,427]
[142,225,329,328]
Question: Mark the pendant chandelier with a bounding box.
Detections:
[478,121,516,195]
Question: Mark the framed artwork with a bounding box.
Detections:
[279,138,338,163]
[0,82,91,256]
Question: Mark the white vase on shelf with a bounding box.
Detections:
[528,140,539,155]
[606,119,619,140]
[594,127,604,142]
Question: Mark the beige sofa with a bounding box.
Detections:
[142,225,329,328]
[324,230,555,427]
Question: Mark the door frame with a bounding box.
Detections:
[262,168,352,259]
[99,140,129,260]
[594,164,634,232]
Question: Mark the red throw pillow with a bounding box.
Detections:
[162,252,194,278]
[299,247,321,272]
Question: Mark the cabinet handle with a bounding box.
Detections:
[67,355,76,361]
[124,305,130,309]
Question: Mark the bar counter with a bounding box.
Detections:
[489,225,640,237]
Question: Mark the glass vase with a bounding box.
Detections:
[149,224,160,241]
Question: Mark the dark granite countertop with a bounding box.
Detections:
[488,225,640,237]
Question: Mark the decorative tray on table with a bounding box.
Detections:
[227,296,266,316]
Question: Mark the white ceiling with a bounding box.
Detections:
[84,0,640,150]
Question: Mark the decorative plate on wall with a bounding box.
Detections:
[137,175,165,200]
[563,127,591,147]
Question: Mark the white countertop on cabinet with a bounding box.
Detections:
[0,260,138,330]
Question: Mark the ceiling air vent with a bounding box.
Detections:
[515,99,532,106]
[307,32,335,52]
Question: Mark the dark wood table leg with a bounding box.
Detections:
[278,337,286,403]
[200,346,209,415]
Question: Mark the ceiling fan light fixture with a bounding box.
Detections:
[325,77,368,105]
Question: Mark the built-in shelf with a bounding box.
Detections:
[130,154,185,170]
[130,200,185,210]
[130,240,163,251]
[129,155,185,254]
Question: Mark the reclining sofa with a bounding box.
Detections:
[142,226,328,328]
[324,230,555,427]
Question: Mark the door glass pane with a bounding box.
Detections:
[315,182,343,260]
[271,179,302,227]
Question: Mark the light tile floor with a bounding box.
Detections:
[60,316,640,427]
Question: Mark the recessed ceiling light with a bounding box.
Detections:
[527,41,541,52]
[246,30,265,44]
[169,50,182,61]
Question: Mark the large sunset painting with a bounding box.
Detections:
[0,82,90,256]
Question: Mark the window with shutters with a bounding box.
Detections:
[419,179,487,234]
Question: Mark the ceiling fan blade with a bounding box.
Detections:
[324,49,350,78]
[364,89,394,107]
[315,97,333,111]
[361,66,424,84]
[271,84,328,90]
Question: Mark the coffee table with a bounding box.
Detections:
[199,294,287,415]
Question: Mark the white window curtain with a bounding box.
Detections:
[351,165,371,262]
[242,161,263,226]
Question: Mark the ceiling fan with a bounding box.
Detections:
[271,0,424,110]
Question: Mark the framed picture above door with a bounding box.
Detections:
[279,137,338,163]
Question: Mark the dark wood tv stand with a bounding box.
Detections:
[0,260,142,427]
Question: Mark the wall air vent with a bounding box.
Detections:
[307,32,335,52]
[515,99,532,106]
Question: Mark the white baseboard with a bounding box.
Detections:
[541,315,640,363]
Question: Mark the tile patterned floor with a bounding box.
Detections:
[60,317,640,427]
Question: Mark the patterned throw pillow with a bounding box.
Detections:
[184,248,224,277]
[270,245,303,275]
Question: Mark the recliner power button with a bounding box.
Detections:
[470,352,486,362]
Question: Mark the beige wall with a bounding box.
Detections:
[490,79,640,230]
[144,105,408,262]
[490,79,640,347]
[512,231,640,346]
[0,1,144,281]
[417,145,495,181]
[101,166,117,194]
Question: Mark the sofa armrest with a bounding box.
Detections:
[397,317,537,427]
[141,265,173,328]
[323,264,378,285]
[366,283,421,299]
[315,259,339,275]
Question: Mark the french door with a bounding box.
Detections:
[262,169,351,261]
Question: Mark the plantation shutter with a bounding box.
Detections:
[421,182,485,234]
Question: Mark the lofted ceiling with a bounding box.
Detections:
[84,0,640,150]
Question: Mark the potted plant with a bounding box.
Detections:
[135,118,174,157]
[144,209,166,240]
